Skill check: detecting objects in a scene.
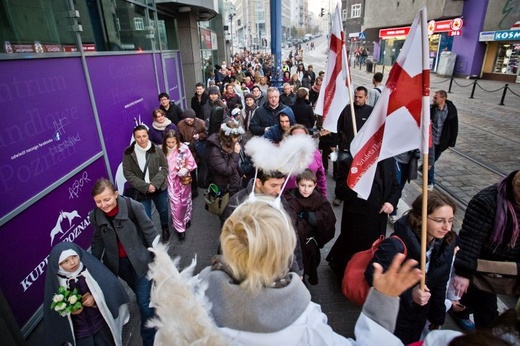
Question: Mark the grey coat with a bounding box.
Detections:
[90,196,158,278]
[123,141,168,194]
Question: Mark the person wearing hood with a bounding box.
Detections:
[44,242,130,346]
[263,107,295,144]
[149,108,178,146]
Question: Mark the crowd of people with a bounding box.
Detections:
[42,48,520,346]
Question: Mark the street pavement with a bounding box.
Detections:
[26,49,520,344]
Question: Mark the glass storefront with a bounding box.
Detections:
[493,43,520,75]
[0,0,178,54]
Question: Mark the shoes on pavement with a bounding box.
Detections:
[449,311,475,331]
[192,189,199,198]
[333,198,342,206]
[177,231,185,241]
[186,220,192,229]
[427,184,434,191]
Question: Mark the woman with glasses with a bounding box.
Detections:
[365,191,458,345]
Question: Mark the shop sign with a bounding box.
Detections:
[379,27,410,39]
[381,18,463,39]
[200,27,215,50]
[479,31,496,42]
[493,29,520,41]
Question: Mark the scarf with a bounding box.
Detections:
[312,83,321,93]
[153,117,172,131]
[210,255,291,289]
[491,176,519,248]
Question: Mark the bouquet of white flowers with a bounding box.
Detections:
[50,286,83,316]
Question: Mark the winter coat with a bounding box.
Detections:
[191,92,209,120]
[123,141,168,194]
[203,100,227,136]
[149,122,178,146]
[337,103,373,151]
[206,133,241,196]
[90,196,159,278]
[176,118,207,162]
[280,92,296,106]
[199,268,407,346]
[430,100,458,153]
[160,101,183,125]
[365,217,457,344]
[285,189,336,283]
[290,98,316,131]
[326,157,400,277]
[454,170,520,279]
[249,102,286,136]
[263,107,296,143]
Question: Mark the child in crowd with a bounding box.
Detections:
[44,242,129,346]
[285,169,336,285]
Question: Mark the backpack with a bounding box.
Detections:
[342,235,407,306]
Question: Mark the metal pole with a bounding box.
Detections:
[499,84,508,106]
[469,78,477,99]
[448,76,454,93]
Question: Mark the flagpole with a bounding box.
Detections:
[419,7,430,291]
[343,33,357,136]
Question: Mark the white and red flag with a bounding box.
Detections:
[347,8,431,200]
[314,4,350,132]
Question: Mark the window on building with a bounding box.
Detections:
[351,4,361,18]
[134,18,145,31]
[342,9,348,21]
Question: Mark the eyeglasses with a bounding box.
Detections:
[427,217,453,225]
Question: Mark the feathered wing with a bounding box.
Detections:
[146,242,225,346]
[245,135,316,175]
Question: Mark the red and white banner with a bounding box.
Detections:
[347,8,431,200]
[314,4,350,132]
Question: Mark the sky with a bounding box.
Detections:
[308,0,340,18]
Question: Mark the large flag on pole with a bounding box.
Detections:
[314,4,350,132]
[347,8,430,200]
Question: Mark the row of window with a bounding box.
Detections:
[341,4,362,21]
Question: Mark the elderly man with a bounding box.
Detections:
[249,87,285,136]
[280,82,296,106]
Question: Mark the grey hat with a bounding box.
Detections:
[208,86,220,95]
[181,108,196,119]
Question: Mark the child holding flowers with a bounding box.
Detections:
[44,242,129,346]
[162,129,197,241]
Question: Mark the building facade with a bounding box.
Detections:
[0,0,220,336]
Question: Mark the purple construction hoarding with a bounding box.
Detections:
[0,158,107,327]
[164,54,182,105]
[87,54,163,183]
[0,58,102,218]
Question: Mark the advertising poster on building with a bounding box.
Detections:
[0,158,107,328]
[87,54,163,185]
[0,59,102,219]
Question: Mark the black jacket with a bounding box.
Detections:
[454,170,520,279]
[191,92,209,120]
[430,100,458,152]
[366,217,457,343]
[249,102,285,136]
[160,101,183,125]
[337,103,373,151]
[290,98,315,130]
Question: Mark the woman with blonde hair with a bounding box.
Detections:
[195,200,424,345]
[290,73,301,91]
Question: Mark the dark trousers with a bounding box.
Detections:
[118,258,156,346]
[453,284,499,329]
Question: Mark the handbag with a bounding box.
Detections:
[180,175,193,185]
[123,152,150,201]
[472,259,520,295]
[204,183,230,215]
[342,235,407,306]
